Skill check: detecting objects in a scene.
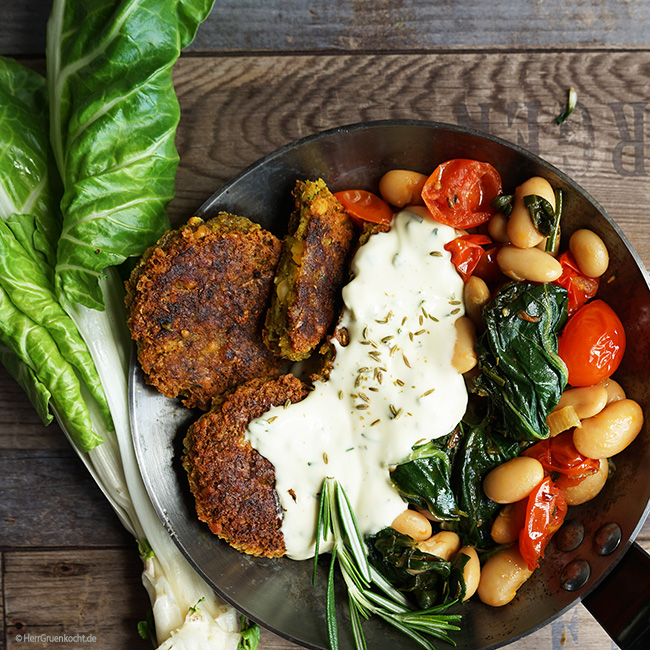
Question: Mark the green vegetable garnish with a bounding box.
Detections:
[555,87,577,124]
[238,616,261,650]
[314,478,462,650]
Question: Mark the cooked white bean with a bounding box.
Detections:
[598,378,626,405]
[477,545,534,607]
[488,212,510,243]
[555,385,608,420]
[464,276,490,330]
[573,399,644,459]
[416,531,461,560]
[497,245,563,283]
[379,169,427,207]
[455,546,481,601]
[391,509,432,541]
[452,316,477,374]
[483,457,545,504]
[404,205,435,221]
[507,177,555,249]
[491,501,527,544]
[569,229,609,278]
[562,458,609,506]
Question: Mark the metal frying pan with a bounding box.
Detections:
[129,120,650,650]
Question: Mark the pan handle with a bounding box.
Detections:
[582,541,650,650]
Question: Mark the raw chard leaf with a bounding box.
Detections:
[473,282,569,440]
[0,56,62,268]
[0,284,102,451]
[47,0,216,309]
[0,218,113,430]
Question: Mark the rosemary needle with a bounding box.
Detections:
[314,478,462,650]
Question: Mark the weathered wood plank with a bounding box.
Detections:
[3,549,151,650]
[3,0,650,57]
[0,367,68,451]
[0,450,132,548]
[0,552,5,650]
[169,52,650,271]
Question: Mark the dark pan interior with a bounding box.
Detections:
[130,120,650,650]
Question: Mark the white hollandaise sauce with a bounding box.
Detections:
[246,209,468,560]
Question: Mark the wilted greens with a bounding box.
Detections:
[473,281,569,440]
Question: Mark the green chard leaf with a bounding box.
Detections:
[47,0,216,309]
[0,218,113,432]
[390,436,464,521]
[524,193,558,238]
[0,284,102,451]
[0,56,63,268]
[473,281,569,441]
[238,616,261,650]
[449,417,521,548]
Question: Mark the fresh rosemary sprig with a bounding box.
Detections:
[314,478,462,650]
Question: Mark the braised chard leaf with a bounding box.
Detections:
[367,527,467,609]
[473,282,569,440]
[449,417,522,548]
[390,437,464,521]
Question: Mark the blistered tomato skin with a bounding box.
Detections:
[421,159,502,229]
[558,300,626,387]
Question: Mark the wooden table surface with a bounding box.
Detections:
[1,2,650,649]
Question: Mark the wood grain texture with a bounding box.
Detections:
[3,0,650,56]
[169,51,650,260]
[3,549,151,649]
[1,48,650,650]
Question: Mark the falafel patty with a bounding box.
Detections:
[125,213,283,410]
[182,373,309,557]
[264,179,357,362]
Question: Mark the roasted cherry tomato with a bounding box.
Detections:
[553,251,600,315]
[443,234,492,282]
[473,243,504,283]
[521,429,600,479]
[334,190,393,225]
[558,299,626,387]
[519,477,567,571]
[421,159,502,229]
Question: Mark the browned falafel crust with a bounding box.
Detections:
[125,214,283,410]
[264,179,357,362]
[182,373,309,558]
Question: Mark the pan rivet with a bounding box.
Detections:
[555,519,585,552]
[593,522,622,556]
[560,559,591,591]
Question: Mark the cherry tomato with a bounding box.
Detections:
[558,299,626,387]
[521,429,600,479]
[334,190,393,225]
[443,234,492,282]
[421,159,502,229]
[519,477,567,571]
[473,243,504,283]
[553,251,600,315]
